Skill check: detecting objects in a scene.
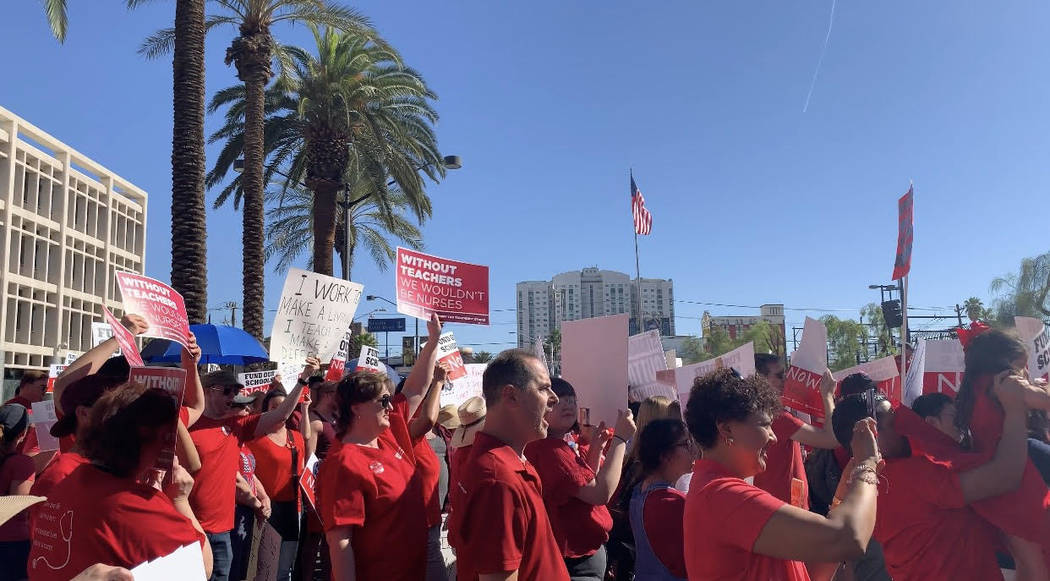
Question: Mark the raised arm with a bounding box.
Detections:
[791,369,840,450]
[753,419,880,563]
[54,314,148,403]
[175,421,202,473]
[180,333,204,427]
[577,409,637,505]
[400,315,443,419]
[254,358,318,438]
[409,365,446,440]
[958,371,1030,502]
[301,394,316,459]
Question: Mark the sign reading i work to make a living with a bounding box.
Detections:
[269,268,364,368]
[396,248,489,325]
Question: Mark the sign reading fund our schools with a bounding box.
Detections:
[115,272,191,346]
[269,268,364,367]
[396,248,489,325]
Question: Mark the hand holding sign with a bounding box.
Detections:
[299,357,322,383]
[181,332,201,365]
[614,408,637,441]
[820,369,836,398]
[427,313,443,343]
[121,313,150,336]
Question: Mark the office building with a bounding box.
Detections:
[701,303,786,344]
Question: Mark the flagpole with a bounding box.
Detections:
[900,274,908,381]
[632,169,642,335]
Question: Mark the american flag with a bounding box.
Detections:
[631,175,652,235]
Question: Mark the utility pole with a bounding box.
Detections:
[955,304,965,327]
[222,302,239,328]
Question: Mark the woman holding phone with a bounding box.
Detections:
[523,378,637,580]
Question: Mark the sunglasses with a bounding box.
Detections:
[209,385,241,397]
[379,394,393,409]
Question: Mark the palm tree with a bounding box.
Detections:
[472,351,494,364]
[133,0,210,323]
[990,251,1050,323]
[963,297,988,323]
[142,1,379,339]
[263,179,424,279]
[40,0,67,42]
[207,25,442,277]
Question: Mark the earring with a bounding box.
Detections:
[724,436,735,447]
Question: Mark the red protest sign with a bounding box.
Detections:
[325,359,345,381]
[103,306,145,367]
[128,367,187,479]
[299,467,318,514]
[891,186,914,281]
[396,248,489,325]
[115,272,191,346]
[781,366,826,420]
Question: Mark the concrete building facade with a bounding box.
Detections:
[0,106,147,374]
[701,303,786,343]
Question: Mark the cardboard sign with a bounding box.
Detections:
[628,331,673,402]
[91,321,121,356]
[31,400,59,452]
[299,454,319,513]
[421,332,467,381]
[131,542,207,580]
[781,318,828,419]
[440,363,487,408]
[396,247,490,325]
[250,522,282,581]
[269,268,364,370]
[674,342,756,403]
[1017,316,1050,381]
[114,272,191,346]
[356,345,383,373]
[833,356,901,404]
[326,330,353,381]
[238,370,279,395]
[892,185,914,281]
[904,339,966,404]
[46,364,67,394]
[128,367,187,478]
[102,306,145,367]
[561,314,629,427]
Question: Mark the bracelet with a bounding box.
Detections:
[847,464,880,487]
[612,435,629,446]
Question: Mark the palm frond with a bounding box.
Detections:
[42,0,68,43]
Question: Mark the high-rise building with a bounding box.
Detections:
[0,106,148,375]
[516,267,675,347]
[701,304,786,350]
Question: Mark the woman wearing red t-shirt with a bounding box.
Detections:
[248,388,310,581]
[0,403,33,580]
[682,369,880,581]
[628,418,696,581]
[317,315,443,581]
[27,383,212,580]
[524,378,637,580]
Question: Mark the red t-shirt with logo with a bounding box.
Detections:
[316,404,425,580]
[684,459,810,581]
[27,464,205,581]
[248,430,305,504]
[450,432,569,581]
[753,411,808,509]
[524,437,612,558]
[188,413,261,533]
[874,452,1003,581]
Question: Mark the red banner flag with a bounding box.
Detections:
[892,186,914,281]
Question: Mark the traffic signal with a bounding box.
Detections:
[882,300,904,328]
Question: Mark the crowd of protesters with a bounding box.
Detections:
[2,313,1050,581]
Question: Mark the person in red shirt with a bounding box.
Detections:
[317,314,442,580]
[247,387,311,581]
[448,348,568,581]
[189,359,314,581]
[682,368,880,581]
[524,377,636,579]
[4,372,45,464]
[27,382,212,580]
[0,403,34,579]
[299,380,339,579]
[627,418,696,581]
[831,382,1030,581]
[753,354,840,510]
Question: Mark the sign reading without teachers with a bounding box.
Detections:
[396,247,489,325]
[115,272,191,346]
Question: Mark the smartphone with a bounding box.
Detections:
[578,407,591,427]
[863,387,877,419]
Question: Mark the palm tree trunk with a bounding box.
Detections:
[240,76,266,340]
[169,0,208,324]
[311,184,338,277]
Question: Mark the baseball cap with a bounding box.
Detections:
[231,391,264,405]
[203,370,243,391]
[0,404,28,439]
[50,373,127,438]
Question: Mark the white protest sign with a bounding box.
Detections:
[1017,316,1050,381]
[91,321,119,351]
[904,339,928,406]
[440,363,487,408]
[628,331,674,402]
[325,329,353,381]
[356,345,383,373]
[920,339,965,397]
[130,542,207,580]
[63,352,78,365]
[421,332,467,381]
[238,370,279,395]
[269,268,363,369]
[46,364,67,394]
[31,400,59,452]
[561,314,629,427]
[781,318,828,419]
[833,356,901,403]
[675,342,756,403]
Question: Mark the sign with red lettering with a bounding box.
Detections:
[781,318,829,420]
[891,186,914,281]
[325,330,352,381]
[396,248,489,325]
[903,339,965,404]
[115,272,191,346]
[102,306,145,367]
[128,367,187,479]
[1017,316,1050,382]
[299,454,320,525]
[421,332,467,381]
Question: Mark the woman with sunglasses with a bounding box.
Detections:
[318,315,444,581]
[247,387,312,581]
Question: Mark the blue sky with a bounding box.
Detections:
[2,1,1047,355]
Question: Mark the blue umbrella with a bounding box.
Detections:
[343,358,402,383]
[141,324,269,365]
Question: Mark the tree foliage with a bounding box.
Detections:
[861,303,895,357]
[989,251,1050,324]
[821,315,867,371]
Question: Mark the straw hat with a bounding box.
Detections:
[438,405,461,430]
[0,495,45,526]
[451,396,486,448]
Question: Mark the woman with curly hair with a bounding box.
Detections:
[682,369,879,580]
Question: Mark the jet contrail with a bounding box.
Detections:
[803,0,838,113]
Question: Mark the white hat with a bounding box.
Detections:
[450,397,486,449]
[0,495,45,526]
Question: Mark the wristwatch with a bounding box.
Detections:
[296,377,308,386]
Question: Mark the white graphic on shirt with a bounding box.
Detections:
[32,507,73,572]
[368,460,385,474]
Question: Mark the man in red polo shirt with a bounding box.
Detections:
[753,353,839,509]
[449,349,568,581]
[189,359,316,581]
[4,371,46,457]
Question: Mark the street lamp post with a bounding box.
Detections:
[366,295,415,361]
